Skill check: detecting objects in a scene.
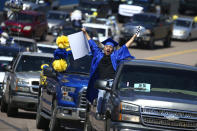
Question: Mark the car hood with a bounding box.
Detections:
[119,95,197,112]
[47,19,63,26]
[58,73,89,87]
[0,72,5,82]
[124,23,153,30]
[173,26,189,32]
[6,20,33,26]
[16,72,41,79]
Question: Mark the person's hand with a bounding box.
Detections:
[81,28,86,33]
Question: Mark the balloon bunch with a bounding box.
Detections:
[52,35,71,72]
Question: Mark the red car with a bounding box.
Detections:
[1,10,48,41]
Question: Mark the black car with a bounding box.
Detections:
[119,13,173,49]
[77,0,112,18]
[84,59,197,131]
[178,0,197,14]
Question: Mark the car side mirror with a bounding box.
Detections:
[94,79,112,92]
[43,66,56,78]
[5,65,12,72]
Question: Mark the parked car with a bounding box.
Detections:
[0,56,13,100]
[1,10,48,41]
[0,45,20,57]
[36,54,92,130]
[77,0,112,18]
[118,0,170,23]
[178,0,197,14]
[119,13,173,49]
[47,10,70,34]
[84,59,197,131]
[172,17,197,41]
[83,17,119,48]
[0,52,53,116]
[37,43,57,54]
[11,36,38,52]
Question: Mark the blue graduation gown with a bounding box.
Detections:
[86,39,135,103]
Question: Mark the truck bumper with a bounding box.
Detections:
[10,92,38,111]
[56,106,86,121]
[110,121,176,131]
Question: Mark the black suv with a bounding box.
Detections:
[119,13,173,49]
[84,59,197,131]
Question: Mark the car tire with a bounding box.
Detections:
[84,112,94,131]
[7,103,18,117]
[163,34,171,47]
[148,38,155,49]
[186,34,191,41]
[0,96,8,113]
[36,98,49,129]
[40,31,47,41]
[105,117,111,131]
[49,100,61,131]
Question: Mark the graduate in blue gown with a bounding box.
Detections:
[82,28,137,107]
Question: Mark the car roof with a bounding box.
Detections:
[48,10,68,15]
[83,23,110,29]
[20,10,44,16]
[19,52,54,58]
[37,43,57,49]
[176,17,194,22]
[121,59,197,72]
[0,56,13,61]
[12,36,36,43]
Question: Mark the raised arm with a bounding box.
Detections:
[125,26,140,48]
[81,28,91,40]
[125,34,137,48]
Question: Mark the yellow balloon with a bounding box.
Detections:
[194,16,197,23]
[52,59,68,72]
[172,15,178,20]
[93,11,98,17]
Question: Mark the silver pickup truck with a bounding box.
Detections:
[0,52,53,116]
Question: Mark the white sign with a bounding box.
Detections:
[68,31,90,60]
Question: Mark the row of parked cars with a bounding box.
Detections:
[1,41,197,131]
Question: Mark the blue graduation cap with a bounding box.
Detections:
[101,38,118,47]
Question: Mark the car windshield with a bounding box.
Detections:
[9,12,34,23]
[85,27,106,38]
[48,12,66,20]
[62,28,80,35]
[0,47,20,57]
[38,46,56,54]
[174,19,191,27]
[132,14,157,25]
[23,0,37,3]
[0,60,11,71]
[117,65,197,100]
[123,0,149,6]
[16,55,53,72]
[14,40,36,52]
[65,55,92,75]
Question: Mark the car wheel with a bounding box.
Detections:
[84,112,94,131]
[186,34,191,41]
[163,34,171,47]
[148,38,155,49]
[7,103,18,117]
[40,31,47,41]
[105,118,111,131]
[0,96,8,113]
[36,97,49,129]
[49,100,61,131]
